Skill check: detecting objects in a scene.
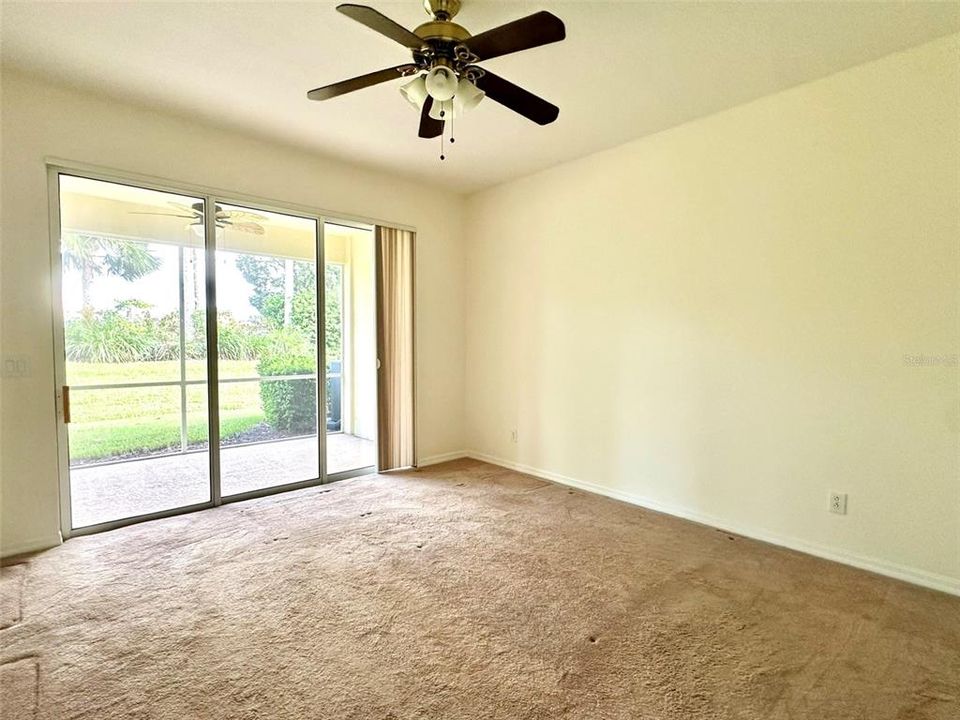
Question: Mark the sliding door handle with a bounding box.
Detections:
[62,385,71,424]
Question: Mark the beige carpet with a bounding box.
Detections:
[1,459,957,719]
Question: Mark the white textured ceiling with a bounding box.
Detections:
[3,1,958,193]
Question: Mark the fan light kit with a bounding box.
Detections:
[307,0,566,160]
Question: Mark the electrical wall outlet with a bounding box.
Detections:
[1,355,30,378]
[510,428,518,443]
[829,492,848,515]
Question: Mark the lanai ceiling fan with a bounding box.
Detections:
[307,0,565,157]
[131,202,268,235]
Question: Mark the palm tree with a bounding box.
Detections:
[62,234,161,313]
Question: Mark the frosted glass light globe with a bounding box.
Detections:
[427,78,485,120]
[425,66,457,102]
[400,75,428,110]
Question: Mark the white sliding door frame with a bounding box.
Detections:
[47,161,392,540]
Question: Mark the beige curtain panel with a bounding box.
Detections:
[375,226,415,471]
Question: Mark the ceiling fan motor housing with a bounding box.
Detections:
[413,21,470,45]
[415,0,471,69]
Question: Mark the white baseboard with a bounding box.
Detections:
[465,450,960,597]
[417,450,468,468]
[1,532,62,560]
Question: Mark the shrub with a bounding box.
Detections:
[217,316,255,361]
[185,310,260,361]
[144,311,180,361]
[65,310,153,363]
[257,339,317,435]
[260,289,318,346]
[64,300,317,368]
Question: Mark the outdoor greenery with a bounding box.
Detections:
[258,348,317,435]
[64,253,341,365]
[67,360,262,461]
[62,234,161,313]
[66,359,243,385]
[63,234,343,462]
[235,255,342,361]
[65,305,272,363]
[69,414,262,462]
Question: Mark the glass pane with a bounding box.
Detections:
[218,380,265,444]
[216,203,320,495]
[68,385,182,464]
[324,223,377,475]
[325,264,343,433]
[67,385,209,527]
[185,383,211,450]
[219,379,319,497]
[59,174,209,527]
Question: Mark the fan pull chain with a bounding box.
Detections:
[439,102,446,160]
[450,98,455,144]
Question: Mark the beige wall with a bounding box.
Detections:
[0,70,466,555]
[464,35,960,592]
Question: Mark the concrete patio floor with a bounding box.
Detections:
[69,434,375,528]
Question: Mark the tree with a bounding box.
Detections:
[62,234,161,313]
[236,255,316,329]
[235,255,284,315]
[324,264,342,362]
[234,255,341,362]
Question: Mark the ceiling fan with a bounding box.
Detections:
[131,202,268,235]
[307,0,565,153]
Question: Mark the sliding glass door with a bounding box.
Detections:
[215,204,320,497]
[58,175,212,528]
[324,223,377,475]
[55,171,378,534]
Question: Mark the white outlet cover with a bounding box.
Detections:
[1,355,31,378]
[829,492,848,515]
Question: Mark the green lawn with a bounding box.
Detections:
[69,415,263,461]
[68,360,267,461]
[67,359,259,385]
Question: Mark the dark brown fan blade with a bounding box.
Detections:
[308,64,416,100]
[418,96,444,138]
[337,4,425,50]
[463,11,565,62]
[473,71,559,125]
